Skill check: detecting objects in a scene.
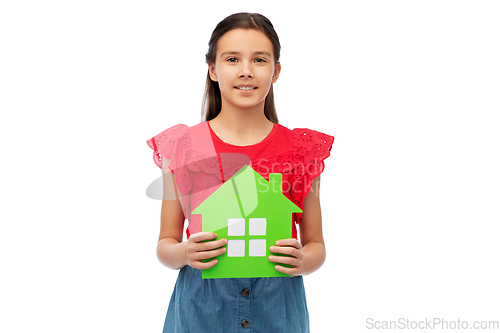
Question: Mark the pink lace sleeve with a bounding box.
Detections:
[146,124,192,194]
[146,124,189,170]
[291,128,334,217]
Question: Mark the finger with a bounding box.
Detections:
[275,238,302,249]
[269,254,300,267]
[269,245,301,258]
[196,238,227,251]
[191,258,218,270]
[192,246,227,261]
[189,232,218,243]
[274,264,300,276]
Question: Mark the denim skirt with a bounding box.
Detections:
[163,265,309,332]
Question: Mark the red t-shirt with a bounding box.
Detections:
[147,121,334,239]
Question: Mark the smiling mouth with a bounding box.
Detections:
[235,86,257,90]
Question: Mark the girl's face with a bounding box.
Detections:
[208,28,281,112]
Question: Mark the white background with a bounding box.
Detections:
[1,1,499,332]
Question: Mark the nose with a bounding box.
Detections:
[238,62,253,79]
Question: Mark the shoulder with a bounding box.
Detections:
[147,123,189,149]
[275,124,334,142]
[147,122,210,147]
[146,122,215,169]
[291,127,334,147]
[275,124,335,157]
[146,123,200,169]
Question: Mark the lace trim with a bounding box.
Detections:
[290,128,335,215]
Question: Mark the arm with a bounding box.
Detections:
[156,195,188,270]
[156,162,226,270]
[298,175,326,275]
[269,176,326,276]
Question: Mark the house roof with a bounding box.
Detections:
[192,165,302,219]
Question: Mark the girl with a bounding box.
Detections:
[147,12,334,332]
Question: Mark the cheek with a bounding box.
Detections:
[257,67,276,83]
[217,70,236,87]
[219,78,235,92]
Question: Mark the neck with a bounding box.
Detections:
[214,100,272,136]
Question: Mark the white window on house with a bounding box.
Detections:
[227,239,245,257]
[228,218,245,236]
[249,239,266,256]
[227,218,267,257]
[249,218,266,235]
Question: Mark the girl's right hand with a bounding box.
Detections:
[184,232,227,270]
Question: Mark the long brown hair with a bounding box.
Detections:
[201,12,281,124]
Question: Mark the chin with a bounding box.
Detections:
[235,101,266,110]
[222,97,264,110]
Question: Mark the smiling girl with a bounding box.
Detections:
[147,13,334,332]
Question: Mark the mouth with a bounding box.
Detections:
[234,85,257,91]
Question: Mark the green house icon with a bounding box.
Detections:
[192,164,302,279]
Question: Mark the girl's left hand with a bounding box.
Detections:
[269,238,303,276]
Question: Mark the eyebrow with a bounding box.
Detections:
[220,51,272,58]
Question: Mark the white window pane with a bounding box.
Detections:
[249,239,266,257]
[228,218,245,236]
[249,218,266,236]
[228,240,245,257]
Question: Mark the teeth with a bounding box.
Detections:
[237,87,254,90]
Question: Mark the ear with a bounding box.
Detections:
[208,63,218,82]
[271,62,281,84]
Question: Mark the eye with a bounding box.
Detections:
[255,58,266,63]
[226,57,238,63]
